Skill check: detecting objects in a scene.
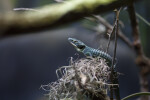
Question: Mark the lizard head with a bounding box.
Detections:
[68,38,86,52]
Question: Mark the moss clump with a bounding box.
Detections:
[41,58,115,100]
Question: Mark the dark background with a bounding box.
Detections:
[0,0,150,100]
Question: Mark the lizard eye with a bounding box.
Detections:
[78,45,85,50]
[74,41,78,43]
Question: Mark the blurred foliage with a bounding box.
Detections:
[81,0,150,58]
[38,0,55,6]
[12,0,18,6]
[11,0,150,58]
[136,0,150,57]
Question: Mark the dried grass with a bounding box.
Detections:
[41,57,116,100]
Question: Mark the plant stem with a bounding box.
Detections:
[121,92,150,100]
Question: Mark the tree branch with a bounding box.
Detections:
[94,15,132,48]
[0,0,137,37]
[128,3,150,100]
[113,9,121,100]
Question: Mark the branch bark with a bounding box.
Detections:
[128,3,150,100]
[94,15,132,48]
[0,0,136,37]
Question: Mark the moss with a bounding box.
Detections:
[41,58,115,100]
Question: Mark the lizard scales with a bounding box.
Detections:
[68,38,112,66]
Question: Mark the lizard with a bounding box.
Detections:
[68,37,120,100]
[68,37,113,67]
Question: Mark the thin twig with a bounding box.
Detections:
[110,9,117,100]
[109,11,118,100]
[109,9,119,100]
[111,9,120,68]
[113,9,121,100]
[106,24,116,53]
[110,8,121,100]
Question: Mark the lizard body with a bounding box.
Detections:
[68,38,113,66]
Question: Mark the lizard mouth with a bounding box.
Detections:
[70,42,78,48]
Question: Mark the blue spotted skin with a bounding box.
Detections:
[68,38,112,66]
